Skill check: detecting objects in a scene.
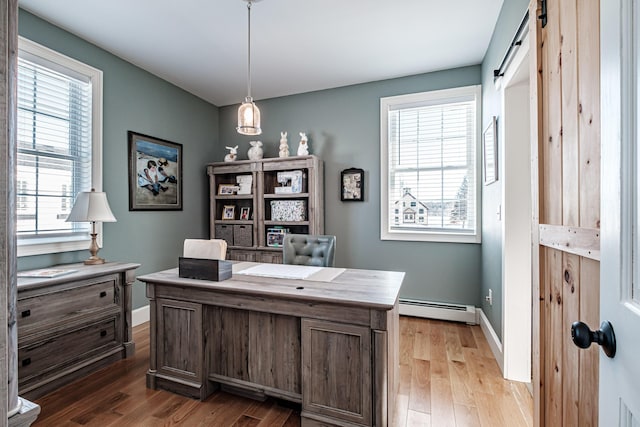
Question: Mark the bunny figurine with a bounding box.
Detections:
[279,131,289,158]
[247,140,263,160]
[224,145,238,162]
[297,132,309,156]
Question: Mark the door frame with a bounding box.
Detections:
[498,30,533,383]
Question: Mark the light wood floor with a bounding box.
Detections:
[32,317,532,427]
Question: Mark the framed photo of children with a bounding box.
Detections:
[341,168,364,201]
[128,131,183,211]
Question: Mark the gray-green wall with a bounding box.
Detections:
[17,10,219,310]
[17,2,530,317]
[219,68,482,305]
[480,0,530,339]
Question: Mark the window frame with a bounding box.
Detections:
[380,85,482,244]
[17,37,104,257]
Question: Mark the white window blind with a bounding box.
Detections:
[17,38,103,256]
[380,85,481,243]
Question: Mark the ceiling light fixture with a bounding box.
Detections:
[237,0,262,136]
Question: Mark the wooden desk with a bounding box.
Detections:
[138,264,404,427]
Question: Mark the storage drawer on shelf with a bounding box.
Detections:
[18,277,117,333]
[215,224,234,245]
[227,249,256,262]
[18,316,119,385]
[258,251,283,264]
[233,224,253,247]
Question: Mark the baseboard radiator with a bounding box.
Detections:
[399,298,477,325]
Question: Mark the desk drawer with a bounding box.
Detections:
[18,316,118,384]
[18,277,117,332]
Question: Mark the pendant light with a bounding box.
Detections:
[237,0,262,135]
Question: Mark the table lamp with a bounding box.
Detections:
[66,188,117,265]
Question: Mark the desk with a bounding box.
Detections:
[138,264,404,427]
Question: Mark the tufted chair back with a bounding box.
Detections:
[282,234,336,267]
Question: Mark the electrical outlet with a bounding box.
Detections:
[485,289,493,306]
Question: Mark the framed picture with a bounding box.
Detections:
[218,184,239,195]
[341,168,364,201]
[483,116,498,185]
[240,207,251,220]
[222,205,235,220]
[128,131,182,211]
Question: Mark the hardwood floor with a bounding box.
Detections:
[32,317,532,427]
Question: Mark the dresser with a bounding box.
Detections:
[16,262,139,399]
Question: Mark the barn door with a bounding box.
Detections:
[531,0,601,426]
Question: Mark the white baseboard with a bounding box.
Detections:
[478,309,504,373]
[132,305,150,327]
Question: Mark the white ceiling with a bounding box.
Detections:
[18,0,504,107]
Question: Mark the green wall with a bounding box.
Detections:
[17,3,530,314]
[480,0,531,339]
[218,67,482,305]
[17,10,220,310]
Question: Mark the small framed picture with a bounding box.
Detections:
[222,205,235,220]
[240,207,251,220]
[483,116,498,185]
[218,184,239,195]
[341,168,364,201]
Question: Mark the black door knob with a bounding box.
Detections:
[571,320,616,358]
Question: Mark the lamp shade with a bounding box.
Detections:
[237,96,262,135]
[66,189,117,223]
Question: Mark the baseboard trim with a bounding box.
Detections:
[132,305,150,327]
[478,309,504,373]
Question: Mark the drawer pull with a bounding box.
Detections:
[100,330,107,337]
[21,310,31,318]
[22,358,31,367]
[99,291,107,298]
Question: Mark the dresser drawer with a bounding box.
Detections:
[18,316,119,384]
[18,276,117,333]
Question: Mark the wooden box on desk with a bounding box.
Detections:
[178,257,232,281]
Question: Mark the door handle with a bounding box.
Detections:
[571,320,616,358]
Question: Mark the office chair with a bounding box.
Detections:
[282,234,336,267]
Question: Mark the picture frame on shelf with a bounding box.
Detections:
[341,168,364,201]
[483,116,498,185]
[218,184,239,195]
[128,131,182,211]
[240,207,251,220]
[222,205,235,220]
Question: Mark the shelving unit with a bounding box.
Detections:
[207,155,323,263]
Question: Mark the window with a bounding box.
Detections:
[17,38,103,256]
[380,85,481,243]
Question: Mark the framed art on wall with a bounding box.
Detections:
[341,168,364,201]
[483,116,498,185]
[128,131,183,210]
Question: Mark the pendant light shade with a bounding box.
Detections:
[237,0,262,136]
[237,96,262,135]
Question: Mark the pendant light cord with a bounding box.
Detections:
[247,1,252,99]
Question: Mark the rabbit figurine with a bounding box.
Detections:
[247,140,263,160]
[224,145,238,162]
[279,131,289,158]
[297,132,309,156]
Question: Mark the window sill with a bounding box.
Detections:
[17,236,92,257]
[381,229,481,244]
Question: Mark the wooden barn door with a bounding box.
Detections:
[530,0,601,426]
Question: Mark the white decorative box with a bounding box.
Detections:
[270,200,306,221]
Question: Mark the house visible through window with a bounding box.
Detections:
[17,38,103,256]
[380,85,481,243]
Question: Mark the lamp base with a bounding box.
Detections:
[84,256,106,265]
[85,232,106,265]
